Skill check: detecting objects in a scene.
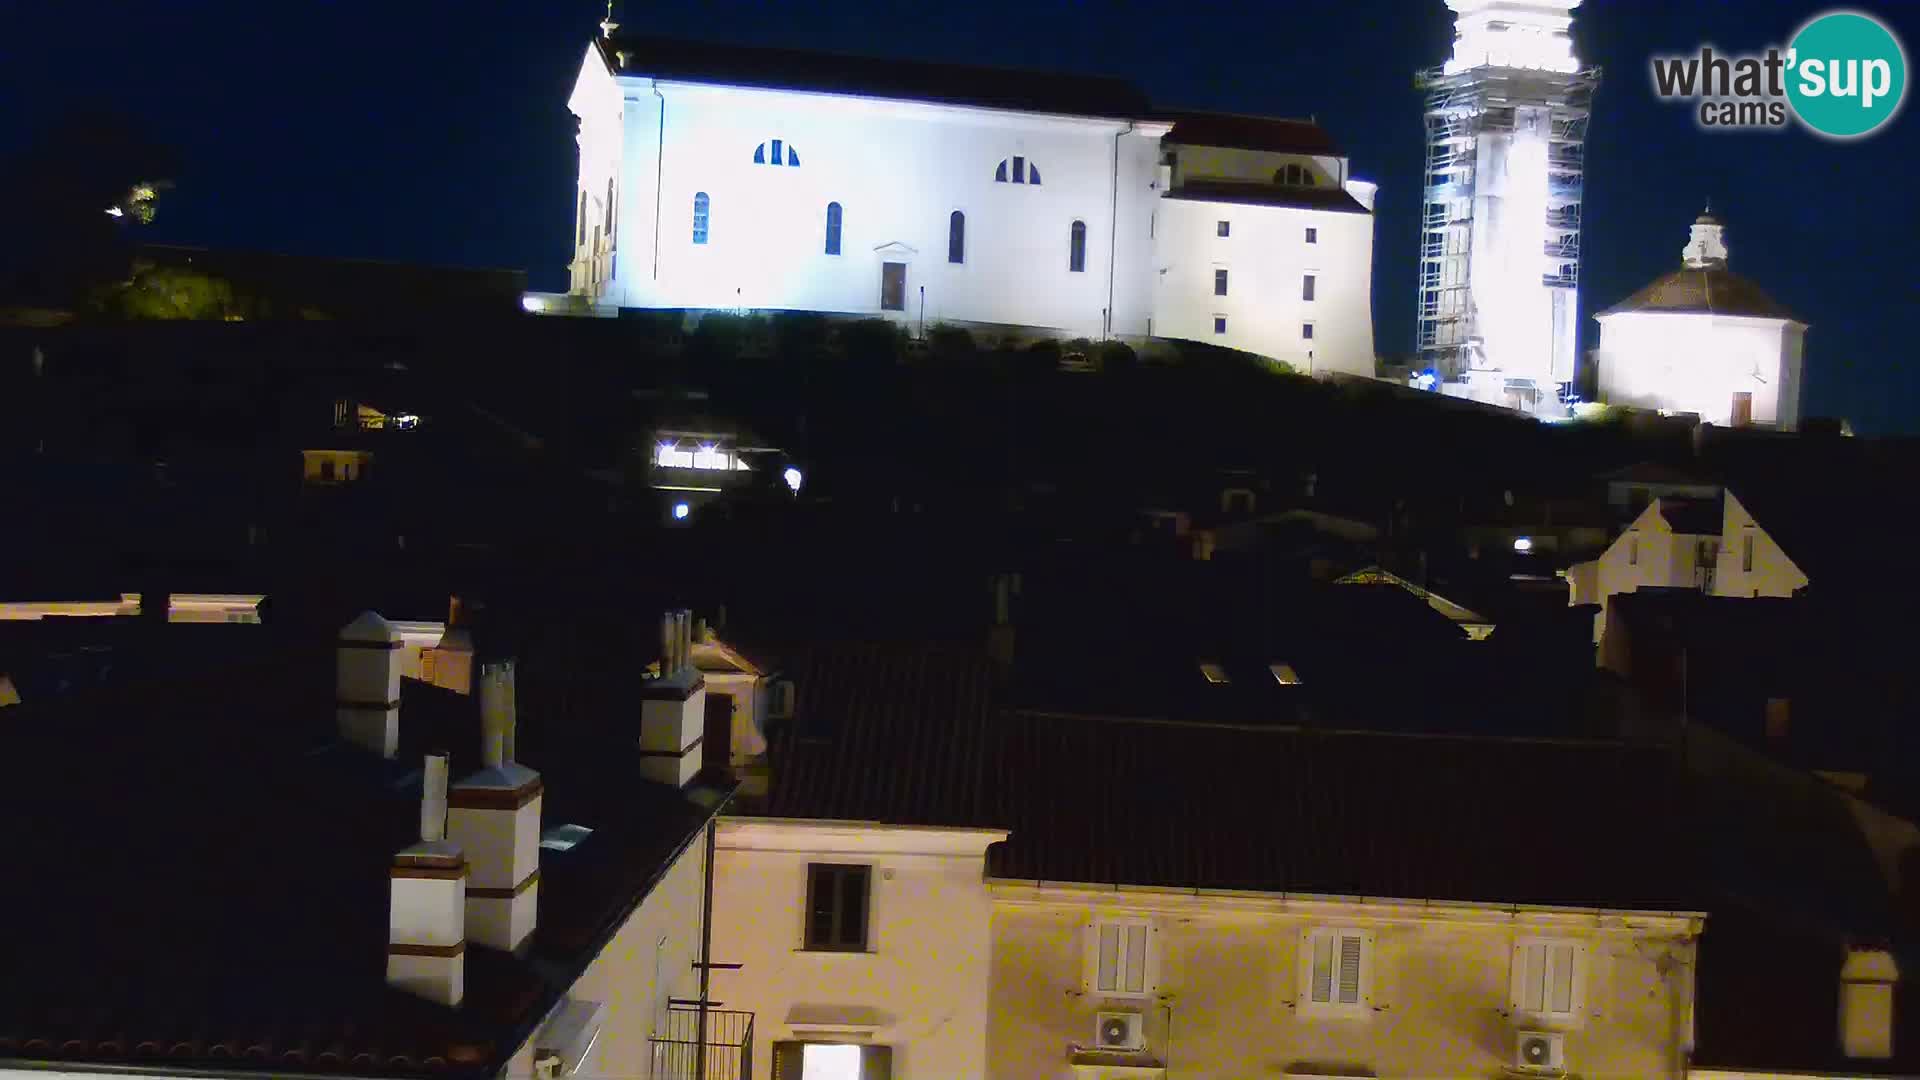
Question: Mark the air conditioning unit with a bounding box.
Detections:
[1094,1010,1145,1052]
[1513,1030,1565,1073]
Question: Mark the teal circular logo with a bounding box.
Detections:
[1787,10,1907,138]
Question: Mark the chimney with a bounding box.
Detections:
[434,596,476,693]
[640,608,707,787]
[448,657,543,952]
[1841,946,1899,1059]
[338,611,403,757]
[388,752,466,1007]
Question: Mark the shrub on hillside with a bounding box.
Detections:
[838,318,906,367]
[928,324,978,365]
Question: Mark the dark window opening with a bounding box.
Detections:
[805,863,871,951]
[881,262,906,311]
[1215,268,1229,296]
[1303,323,1315,340]
[1217,220,1230,238]
[1214,315,1227,335]
[1302,274,1317,301]
[692,192,710,244]
[1012,156,1025,184]
[825,201,843,255]
[948,210,965,264]
[1306,226,1318,244]
[1069,220,1086,273]
[577,190,587,246]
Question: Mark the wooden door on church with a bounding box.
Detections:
[880,261,906,311]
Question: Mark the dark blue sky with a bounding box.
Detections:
[5,2,1915,431]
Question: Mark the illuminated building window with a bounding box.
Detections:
[1742,533,1755,572]
[994,157,1041,185]
[1277,163,1316,186]
[1213,315,1227,335]
[753,140,800,166]
[1199,662,1228,684]
[1511,939,1585,1019]
[1301,927,1371,1014]
[604,178,615,244]
[1270,663,1301,685]
[1628,537,1639,566]
[1302,274,1317,302]
[1215,268,1229,296]
[824,201,843,256]
[1217,220,1231,238]
[948,210,965,264]
[692,192,709,245]
[1305,226,1318,244]
[1086,918,1156,997]
[1069,220,1086,273]
[804,863,871,951]
[1302,322,1315,340]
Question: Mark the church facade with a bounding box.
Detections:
[566,33,1378,377]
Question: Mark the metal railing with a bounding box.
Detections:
[649,1004,753,1080]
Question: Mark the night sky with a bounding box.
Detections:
[5,2,1915,431]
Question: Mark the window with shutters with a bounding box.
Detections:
[1299,927,1372,1017]
[803,864,871,951]
[1511,938,1584,1022]
[1085,918,1156,998]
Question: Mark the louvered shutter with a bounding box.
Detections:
[1311,932,1335,1003]
[860,1044,894,1080]
[770,1041,804,1080]
[1514,942,1548,1013]
[1512,940,1581,1017]
[1336,933,1364,1004]
[1547,943,1577,1014]
[1097,924,1122,992]
[1123,923,1149,995]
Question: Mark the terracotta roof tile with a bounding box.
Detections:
[1600,267,1803,321]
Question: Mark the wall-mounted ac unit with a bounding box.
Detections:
[1513,1029,1565,1073]
[1094,1010,1144,1052]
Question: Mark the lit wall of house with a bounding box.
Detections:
[989,883,1700,1079]
[566,45,1378,373]
[1712,492,1807,601]
[708,819,1005,1078]
[1596,313,1805,428]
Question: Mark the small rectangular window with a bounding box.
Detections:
[1012,155,1025,184]
[1629,536,1639,566]
[1216,220,1230,237]
[1305,226,1319,244]
[1086,919,1154,997]
[1302,928,1370,1013]
[770,139,783,165]
[1214,268,1229,296]
[1302,274,1317,302]
[804,863,871,951]
[1302,323,1315,340]
[1213,315,1227,335]
[1742,533,1755,572]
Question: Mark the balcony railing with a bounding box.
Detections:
[649,1003,753,1080]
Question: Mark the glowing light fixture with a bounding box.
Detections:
[105,206,124,218]
[520,295,541,313]
[672,502,690,521]
[783,466,804,494]
[1513,537,1535,553]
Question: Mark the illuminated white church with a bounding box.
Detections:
[564,25,1378,376]
[1595,210,1807,429]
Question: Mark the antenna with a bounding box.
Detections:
[600,0,620,38]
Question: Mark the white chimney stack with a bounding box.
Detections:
[640,608,708,787]
[449,659,543,952]
[1841,946,1899,1059]
[337,611,403,758]
[388,752,465,1007]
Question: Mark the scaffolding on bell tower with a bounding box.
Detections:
[1414,63,1599,389]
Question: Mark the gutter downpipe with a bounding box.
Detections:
[694,817,718,1080]
[652,83,666,283]
[1106,122,1131,341]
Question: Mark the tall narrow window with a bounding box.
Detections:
[995,160,1008,182]
[1028,163,1041,185]
[948,210,965,264]
[1215,268,1229,296]
[692,192,710,245]
[605,179,615,240]
[770,139,783,165]
[1069,220,1086,273]
[1742,534,1755,572]
[1012,156,1026,184]
[824,201,843,256]
[1302,274,1317,301]
[577,190,587,246]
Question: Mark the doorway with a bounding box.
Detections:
[880,262,906,311]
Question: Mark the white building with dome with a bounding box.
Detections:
[1594,210,1808,429]
[563,29,1379,376]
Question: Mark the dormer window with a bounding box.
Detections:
[753,140,801,166]
[1277,163,1317,187]
[995,157,1042,185]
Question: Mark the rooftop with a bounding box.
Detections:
[1165,179,1371,214]
[1599,267,1803,322]
[1161,112,1342,155]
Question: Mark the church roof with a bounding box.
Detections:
[1160,112,1343,155]
[1164,179,1371,214]
[596,35,1152,119]
[1599,267,1803,322]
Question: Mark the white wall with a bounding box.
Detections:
[1152,197,1374,376]
[501,822,712,1079]
[1596,312,1805,429]
[709,820,1004,1079]
[1711,492,1808,600]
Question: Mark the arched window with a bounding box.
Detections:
[754,140,801,166]
[605,179,615,249]
[577,190,587,246]
[692,192,710,245]
[825,201,843,256]
[1068,220,1086,273]
[995,157,1041,185]
[948,210,965,264]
